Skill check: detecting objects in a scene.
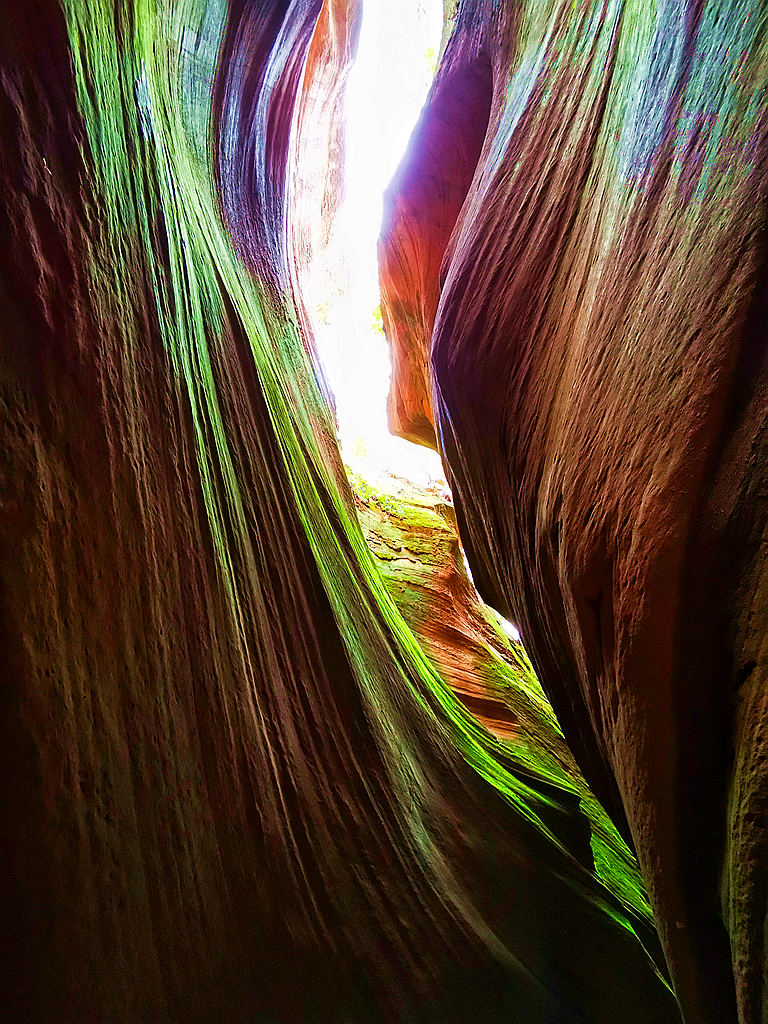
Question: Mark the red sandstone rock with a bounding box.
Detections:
[380,3,768,1022]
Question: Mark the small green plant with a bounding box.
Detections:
[371,304,384,335]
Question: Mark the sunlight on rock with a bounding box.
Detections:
[500,619,522,644]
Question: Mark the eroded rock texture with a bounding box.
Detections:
[353,474,523,737]
[380,3,768,1022]
[354,473,655,923]
[0,0,679,1021]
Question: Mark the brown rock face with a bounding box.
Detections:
[380,2,768,1022]
[354,473,544,739]
[0,0,680,1021]
[379,40,492,448]
[353,473,661,928]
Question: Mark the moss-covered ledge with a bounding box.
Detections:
[351,469,657,938]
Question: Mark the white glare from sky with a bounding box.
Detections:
[313,0,444,489]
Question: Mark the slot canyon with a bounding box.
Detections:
[0,0,766,1021]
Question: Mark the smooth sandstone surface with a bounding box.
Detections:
[380,2,768,1022]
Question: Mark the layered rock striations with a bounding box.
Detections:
[380,2,768,1022]
[0,1,680,1021]
[353,473,656,923]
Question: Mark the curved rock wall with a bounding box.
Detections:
[380,2,768,1022]
[378,41,492,447]
[353,473,656,925]
[0,0,680,1021]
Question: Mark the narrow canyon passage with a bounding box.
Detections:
[308,0,445,485]
[0,2,766,1023]
[319,0,656,942]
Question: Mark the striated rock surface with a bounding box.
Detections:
[352,473,524,738]
[0,0,681,1021]
[353,472,658,924]
[380,2,768,1022]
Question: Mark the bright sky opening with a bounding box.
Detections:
[313,0,444,490]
